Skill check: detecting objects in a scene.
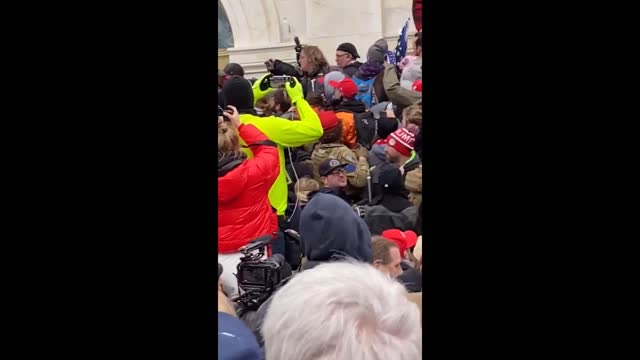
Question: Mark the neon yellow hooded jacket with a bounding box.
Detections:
[239,86,323,215]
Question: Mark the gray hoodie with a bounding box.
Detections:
[367,39,389,64]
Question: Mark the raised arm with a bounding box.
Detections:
[382,63,422,107]
[251,77,323,147]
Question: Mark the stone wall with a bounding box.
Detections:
[219,0,418,78]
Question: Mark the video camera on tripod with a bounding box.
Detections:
[232,234,293,316]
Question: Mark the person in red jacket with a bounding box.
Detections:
[218,105,280,297]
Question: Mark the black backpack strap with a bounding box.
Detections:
[247,140,277,148]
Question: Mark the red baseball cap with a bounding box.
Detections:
[382,229,418,257]
[318,110,340,131]
[328,78,358,99]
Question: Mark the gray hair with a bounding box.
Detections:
[261,261,422,360]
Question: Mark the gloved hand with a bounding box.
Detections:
[285,76,304,104]
[252,73,275,103]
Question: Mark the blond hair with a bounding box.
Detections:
[217,118,240,155]
[402,103,422,128]
[405,165,422,206]
[255,89,291,117]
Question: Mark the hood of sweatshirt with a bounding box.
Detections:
[299,193,372,263]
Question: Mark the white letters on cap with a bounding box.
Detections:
[391,128,414,149]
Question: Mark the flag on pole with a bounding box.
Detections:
[394,18,410,65]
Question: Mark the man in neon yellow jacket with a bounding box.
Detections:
[221,74,323,254]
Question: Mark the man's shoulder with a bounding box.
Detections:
[315,143,344,151]
[326,146,356,164]
[240,113,278,125]
[240,114,288,139]
[404,155,421,171]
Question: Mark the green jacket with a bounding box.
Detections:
[382,63,422,107]
[239,98,323,215]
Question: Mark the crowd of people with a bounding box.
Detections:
[217,28,423,359]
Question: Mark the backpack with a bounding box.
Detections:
[352,76,378,109]
[355,111,377,149]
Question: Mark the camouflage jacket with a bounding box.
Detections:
[311,143,369,188]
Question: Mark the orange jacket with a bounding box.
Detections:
[335,111,357,149]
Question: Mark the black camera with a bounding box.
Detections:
[218,105,224,117]
[233,235,292,315]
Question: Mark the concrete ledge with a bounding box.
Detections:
[223,34,416,78]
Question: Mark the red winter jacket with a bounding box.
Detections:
[218,124,279,253]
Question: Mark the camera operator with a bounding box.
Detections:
[240,192,372,345]
[218,105,280,297]
[221,74,323,258]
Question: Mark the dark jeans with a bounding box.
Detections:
[271,216,286,256]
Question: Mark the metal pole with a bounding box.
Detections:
[367,167,372,203]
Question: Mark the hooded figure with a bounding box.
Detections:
[354,39,388,81]
[299,193,372,270]
[240,193,373,345]
[367,39,388,64]
[352,39,390,108]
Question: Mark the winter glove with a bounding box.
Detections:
[285,76,304,104]
[252,73,275,102]
[272,60,302,78]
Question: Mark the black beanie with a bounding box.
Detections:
[377,115,399,140]
[222,77,254,113]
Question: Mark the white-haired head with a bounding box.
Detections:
[261,261,422,360]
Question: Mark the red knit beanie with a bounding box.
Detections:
[387,128,415,156]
